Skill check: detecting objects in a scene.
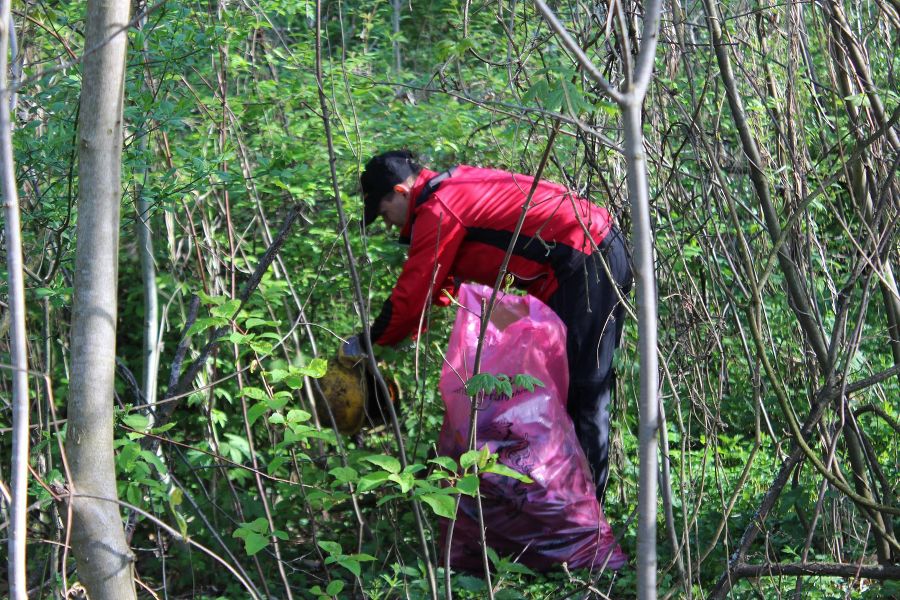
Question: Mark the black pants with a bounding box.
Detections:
[547,228,632,504]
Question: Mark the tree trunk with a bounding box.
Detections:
[391,0,402,72]
[0,5,31,599]
[135,10,159,417]
[533,2,663,597]
[65,1,136,598]
[623,99,661,600]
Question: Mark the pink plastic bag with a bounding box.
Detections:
[438,283,626,572]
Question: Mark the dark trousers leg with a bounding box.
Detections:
[548,229,632,504]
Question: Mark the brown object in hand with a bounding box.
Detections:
[317,361,400,436]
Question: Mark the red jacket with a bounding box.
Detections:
[370,165,612,345]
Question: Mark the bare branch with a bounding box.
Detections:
[533,0,625,104]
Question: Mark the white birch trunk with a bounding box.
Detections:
[0,5,31,599]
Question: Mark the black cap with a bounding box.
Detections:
[360,150,421,225]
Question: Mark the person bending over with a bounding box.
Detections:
[343,150,632,504]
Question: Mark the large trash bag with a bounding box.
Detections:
[438,283,626,572]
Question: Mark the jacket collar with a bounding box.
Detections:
[399,168,437,241]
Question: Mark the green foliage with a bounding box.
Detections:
[6,0,899,598]
[464,372,544,398]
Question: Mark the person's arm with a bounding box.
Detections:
[370,202,465,346]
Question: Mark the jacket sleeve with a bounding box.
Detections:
[370,201,465,346]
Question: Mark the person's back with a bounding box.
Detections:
[406,165,612,301]
[428,165,611,250]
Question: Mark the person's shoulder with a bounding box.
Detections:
[443,165,525,188]
[453,164,508,177]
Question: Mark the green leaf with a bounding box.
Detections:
[249,339,273,354]
[465,373,513,397]
[404,463,427,475]
[325,580,345,596]
[337,558,361,577]
[122,413,150,431]
[357,471,390,493]
[420,493,457,519]
[245,317,277,329]
[233,523,270,556]
[298,357,328,378]
[241,387,267,401]
[454,575,487,592]
[228,331,253,344]
[483,462,534,484]
[210,298,242,318]
[465,373,497,396]
[186,317,227,337]
[459,450,480,470]
[388,472,415,494]
[242,531,268,556]
[267,368,290,382]
[477,445,491,469]
[376,492,403,507]
[428,456,457,471]
[247,402,268,426]
[363,454,401,474]
[512,374,544,392]
[286,409,312,424]
[329,467,358,484]
[456,474,480,496]
[266,394,291,411]
[349,553,376,562]
[197,291,225,306]
[245,517,269,533]
[150,422,176,434]
[522,80,550,105]
[498,561,535,576]
[317,540,342,556]
[139,450,168,476]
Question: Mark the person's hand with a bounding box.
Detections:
[338,334,366,366]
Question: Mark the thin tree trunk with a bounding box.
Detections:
[136,144,159,411]
[135,7,159,416]
[734,561,900,579]
[0,5,31,599]
[623,99,661,600]
[64,1,136,598]
[391,0,402,72]
[533,2,663,596]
